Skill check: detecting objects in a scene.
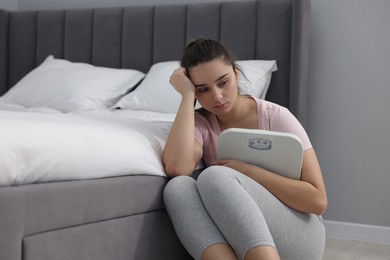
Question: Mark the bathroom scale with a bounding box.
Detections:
[217,128,304,180]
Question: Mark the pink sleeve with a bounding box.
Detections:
[194,112,206,146]
[271,107,312,150]
[194,128,203,146]
[194,111,219,166]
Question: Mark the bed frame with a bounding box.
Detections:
[0,0,310,259]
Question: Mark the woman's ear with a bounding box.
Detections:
[233,64,239,77]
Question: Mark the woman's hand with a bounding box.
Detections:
[169,67,195,97]
[212,158,253,174]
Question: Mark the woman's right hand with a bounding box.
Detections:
[169,67,195,97]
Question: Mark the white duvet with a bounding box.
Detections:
[0,103,176,186]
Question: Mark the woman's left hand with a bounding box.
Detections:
[212,158,253,174]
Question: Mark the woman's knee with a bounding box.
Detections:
[198,165,232,181]
[163,176,196,207]
[197,166,240,194]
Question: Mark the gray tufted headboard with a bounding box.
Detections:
[0,0,310,126]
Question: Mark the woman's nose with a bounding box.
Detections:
[211,87,223,100]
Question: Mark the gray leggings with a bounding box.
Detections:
[163,165,325,260]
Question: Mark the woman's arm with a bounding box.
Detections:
[214,148,327,215]
[162,68,203,177]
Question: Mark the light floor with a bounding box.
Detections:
[323,237,390,260]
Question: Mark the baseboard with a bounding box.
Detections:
[324,220,390,244]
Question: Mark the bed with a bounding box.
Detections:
[0,0,310,259]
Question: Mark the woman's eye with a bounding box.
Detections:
[197,88,208,93]
[218,80,228,87]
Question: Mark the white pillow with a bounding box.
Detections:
[236,60,277,99]
[0,56,145,112]
[113,60,277,113]
[113,61,184,113]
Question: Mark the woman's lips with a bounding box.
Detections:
[213,102,228,109]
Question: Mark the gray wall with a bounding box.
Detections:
[0,0,17,10]
[3,0,390,228]
[309,0,390,227]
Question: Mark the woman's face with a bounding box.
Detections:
[189,58,238,115]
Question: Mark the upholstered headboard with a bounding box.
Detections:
[0,0,310,125]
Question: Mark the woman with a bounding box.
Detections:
[162,38,327,260]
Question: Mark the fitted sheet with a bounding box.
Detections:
[0,104,176,186]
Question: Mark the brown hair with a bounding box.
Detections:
[180,38,236,70]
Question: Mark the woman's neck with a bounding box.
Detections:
[217,95,257,131]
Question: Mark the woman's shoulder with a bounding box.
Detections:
[252,96,285,110]
[252,97,287,117]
